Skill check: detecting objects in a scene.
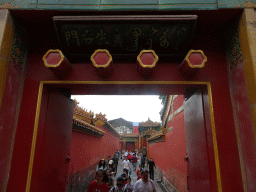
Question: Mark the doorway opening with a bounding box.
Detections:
[26,81,220,192]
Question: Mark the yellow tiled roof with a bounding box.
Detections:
[73,116,105,135]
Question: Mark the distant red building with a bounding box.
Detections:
[137,118,161,153]
[133,122,139,135]
[109,118,139,152]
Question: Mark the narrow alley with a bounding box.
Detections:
[112,155,167,192]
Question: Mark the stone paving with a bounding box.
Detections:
[113,155,164,192]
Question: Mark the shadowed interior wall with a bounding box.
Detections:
[224,10,256,191]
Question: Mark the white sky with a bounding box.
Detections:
[71,95,163,123]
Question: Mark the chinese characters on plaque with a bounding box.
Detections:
[53,16,197,56]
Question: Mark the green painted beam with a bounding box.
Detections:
[218,0,254,9]
[37,5,100,11]
[101,0,158,5]
[0,0,36,9]
[0,0,252,10]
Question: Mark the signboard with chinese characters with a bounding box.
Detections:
[53,15,197,59]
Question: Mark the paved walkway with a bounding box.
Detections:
[113,156,164,192]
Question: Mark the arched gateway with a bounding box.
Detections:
[1,5,256,192]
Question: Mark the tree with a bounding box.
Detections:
[158,95,167,105]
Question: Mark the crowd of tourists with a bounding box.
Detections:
[87,149,157,192]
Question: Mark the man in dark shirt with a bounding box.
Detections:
[142,147,147,159]
[106,156,111,169]
[112,154,119,176]
[141,155,146,169]
[116,149,120,159]
[147,158,155,180]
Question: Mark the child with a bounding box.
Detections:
[132,154,138,171]
[127,152,132,162]
[124,177,134,192]
[121,168,129,185]
[136,164,143,180]
[109,161,116,176]
[106,169,114,190]
[87,169,109,192]
[110,177,129,192]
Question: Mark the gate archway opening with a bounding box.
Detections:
[26,81,220,192]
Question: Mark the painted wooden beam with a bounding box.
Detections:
[43,49,72,78]
[91,49,113,79]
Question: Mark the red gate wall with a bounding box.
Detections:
[6,10,245,192]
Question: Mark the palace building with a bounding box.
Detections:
[138,118,162,152]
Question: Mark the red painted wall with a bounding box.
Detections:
[173,95,184,112]
[68,125,121,190]
[149,95,187,192]
[69,126,121,174]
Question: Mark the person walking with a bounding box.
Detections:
[87,169,109,192]
[121,168,129,185]
[124,150,128,157]
[147,158,155,180]
[141,156,146,169]
[116,149,120,159]
[142,147,147,159]
[106,169,114,190]
[127,152,132,162]
[122,156,131,174]
[97,159,107,170]
[124,177,134,192]
[132,154,138,171]
[106,156,112,169]
[109,160,117,176]
[110,177,129,192]
[134,169,156,192]
[113,154,119,175]
[136,164,143,180]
